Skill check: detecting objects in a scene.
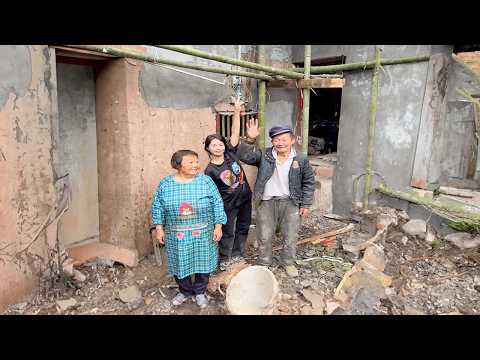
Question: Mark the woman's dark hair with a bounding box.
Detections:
[204,134,227,155]
[170,150,198,170]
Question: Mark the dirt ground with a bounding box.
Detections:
[3,209,480,315]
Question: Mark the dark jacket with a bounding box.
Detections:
[238,140,315,208]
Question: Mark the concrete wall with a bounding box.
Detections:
[0,46,58,312]
[56,63,99,246]
[293,45,433,215]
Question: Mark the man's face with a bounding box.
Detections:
[271,132,295,155]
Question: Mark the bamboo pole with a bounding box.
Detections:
[301,45,311,155]
[293,55,430,74]
[63,45,276,81]
[363,47,381,209]
[156,45,304,79]
[257,45,267,149]
[377,183,480,229]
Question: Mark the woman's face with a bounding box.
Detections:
[179,155,200,177]
[208,138,226,157]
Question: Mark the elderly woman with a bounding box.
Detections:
[151,150,227,309]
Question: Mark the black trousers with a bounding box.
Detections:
[174,273,210,296]
[219,200,252,262]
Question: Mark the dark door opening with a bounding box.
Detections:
[294,55,344,156]
[308,88,342,155]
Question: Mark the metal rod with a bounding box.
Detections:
[257,45,267,149]
[156,45,304,79]
[293,55,430,73]
[363,47,382,209]
[301,45,311,155]
[63,45,276,81]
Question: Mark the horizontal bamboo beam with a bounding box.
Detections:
[377,183,480,225]
[63,45,276,81]
[156,45,304,79]
[267,78,345,88]
[293,55,430,74]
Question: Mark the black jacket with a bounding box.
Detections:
[237,140,315,208]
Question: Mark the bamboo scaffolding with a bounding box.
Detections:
[156,45,304,79]
[257,45,267,149]
[301,45,311,155]
[293,55,430,74]
[363,47,381,209]
[63,45,276,81]
[377,183,480,231]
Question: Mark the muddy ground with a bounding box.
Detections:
[3,209,480,315]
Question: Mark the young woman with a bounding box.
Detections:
[151,150,227,308]
[204,99,253,271]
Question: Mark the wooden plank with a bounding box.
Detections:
[410,53,450,189]
[267,78,345,89]
[51,46,117,60]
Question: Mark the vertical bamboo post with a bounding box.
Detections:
[363,47,382,209]
[258,45,267,149]
[302,45,312,155]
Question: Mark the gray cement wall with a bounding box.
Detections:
[140,45,254,110]
[292,45,433,215]
[56,63,99,246]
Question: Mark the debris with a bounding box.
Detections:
[207,260,249,294]
[401,219,427,237]
[404,304,426,315]
[325,300,342,315]
[376,213,398,230]
[300,280,312,288]
[300,306,324,315]
[401,236,408,245]
[398,210,410,221]
[274,224,355,251]
[97,256,115,267]
[145,297,154,306]
[56,298,78,312]
[301,289,325,310]
[118,285,142,304]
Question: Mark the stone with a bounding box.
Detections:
[412,188,434,199]
[56,298,78,312]
[118,285,142,303]
[73,269,87,282]
[281,293,292,301]
[385,287,396,296]
[401,236,408,245]
[401,219,427,237]
[285,265,299,278]
[362,245,386,272]
[302,289,325,310]
[354,261,392,288]
[444,232,480,249]
[349,288,381,315]
[335,268,387,303]
[325,300,342,315]
[425,227,436,245]
[342,232,370,256]
[145,297,154,306]
[12,302,28,311]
